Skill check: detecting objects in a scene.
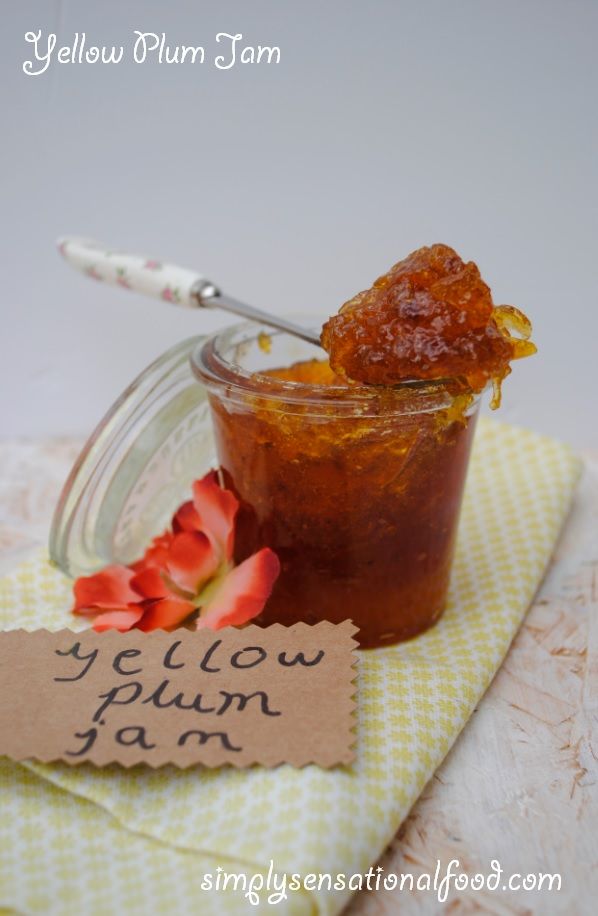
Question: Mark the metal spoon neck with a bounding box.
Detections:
[192,285,322,349]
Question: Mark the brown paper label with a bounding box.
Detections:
[0,621,358,768]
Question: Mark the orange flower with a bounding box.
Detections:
[72,471,280,633]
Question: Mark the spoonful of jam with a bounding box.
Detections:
[321,243,536,408]
[60,238,535,407]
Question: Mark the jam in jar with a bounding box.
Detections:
[192,244,535,647]
[193,325,479,647]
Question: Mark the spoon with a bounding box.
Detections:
[57,237,322,347]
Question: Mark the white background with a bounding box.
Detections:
[2,0,597,448]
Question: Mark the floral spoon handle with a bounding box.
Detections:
[57,236,321,347]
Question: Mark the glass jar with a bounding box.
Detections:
[50,336,214,577]
[192,322,480,648]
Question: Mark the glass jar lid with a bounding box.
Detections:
[49,336,214,578]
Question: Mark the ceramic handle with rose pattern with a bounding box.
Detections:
[57,236,216,307]
[57,236,321,346]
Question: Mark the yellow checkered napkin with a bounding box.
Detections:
[0,419,581,916]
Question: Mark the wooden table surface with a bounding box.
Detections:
[0,439,596,916]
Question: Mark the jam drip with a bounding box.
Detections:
[321,244,536,407]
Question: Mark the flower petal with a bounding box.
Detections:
[132,530,173,572]
[192,470,238,562]
[136,597,196,632]
[92,607,145,633]
[196,548,280,630]
[166,530,220,594]
[72,565,138,613]
[130,567,170,600]
[172,500,201,533]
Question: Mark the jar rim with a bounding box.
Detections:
[190,320,479,415]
